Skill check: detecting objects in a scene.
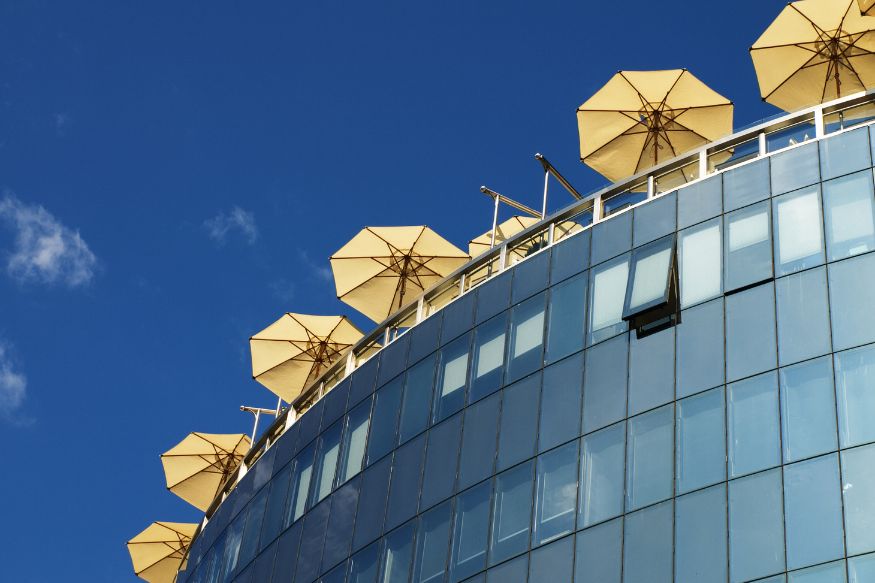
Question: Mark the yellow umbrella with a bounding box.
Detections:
[468,216,584,260]
[331,226,470,323]
[250,313,363,402]
[752,0,875,112]
[577,70,733,182]
[862,0,875,16]
[161,432,251,511]
[127,521,197,583]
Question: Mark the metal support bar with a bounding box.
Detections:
[535,153,584,200]
[241,405,279,446]
[541,170,550,218]
[490,193,500,248]
[548,222,555,246]
[480,186,541,218]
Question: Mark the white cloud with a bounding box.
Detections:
[0,342,27,420]
[204,206,258,245]
[0,194,98,287]
[296,248,332,282]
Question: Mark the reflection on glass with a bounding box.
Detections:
[820,126,871,181]
[237,489,268,570]
[420,414,462,510]
[311,421,342,505]
[458,394,499,491]
[534,441,578,546]
[678,175,722,230]
[726,283,777,382]
[385,435,425,531]
[339,397,372,484]
[469,314,507,403]
[823,171,875,261]
[841,444,875,556]
[583,334,628,433]
[580,422,625,528]
[771,141,819,195]
[490,461,534,565]
[399,356,435,444]
[381,522,415,583]
[412,502,452,583]
[512,250,549,303]
[261,464,292,547]
[676,298,724,398]
[528,535,573,582]
[487,554,527,583]
[676,387,725,494]
[773,187,824,275]
[776,268,831,366]
[633,191,676,246]
[366,377,403,465]
[836,344,875,448]
[780,357,837,463]
[349,542,381,583]
[850,553,875,583]
[288,443,316,525]
[829,252,875,351]
[623,501,673,583]
[550,229,590,285]
[675,485,727,583]
[497,373,540,471]
[624,235,674,316]
[628,327,674,415]
[449,481,490,582]
[434,333,470,422]
[589,254,630,345]
[591,210,632,266]
[506,293,545,383]
[680,218,721,307]
[729,469,786,583]
[626,404,674,511]
[788,561,848,583]
[724,158,770,212]
[545,272,586,363]
[575,518,623,583]
[725,201,773,291]
[539,353,582,452]
[728,372,780,478]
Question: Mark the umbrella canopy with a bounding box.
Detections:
[862,0,875,17]
[127,521,197,583]
[331,226,470,323]
[578,69,733,182]
[250,313,364,402]
[752,0,875,112]
[161,432,251,511]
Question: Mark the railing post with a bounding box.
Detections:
[499,244,508,271]
[344,350,355,375]
[698,150,708,178]
[593,195,603,223]
[458,273,466,295]
[415,297,425,324]
[758,132,767,156]
[541,171,550,218]
[548,222,555,246]
[647,175,655,198]
[814,107,825,138]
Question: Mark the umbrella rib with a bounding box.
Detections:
[762,51,825,102]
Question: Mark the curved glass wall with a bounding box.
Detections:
[180,124,875,583]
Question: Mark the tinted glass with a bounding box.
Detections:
[505,293,545,383]
[678,174,722,229]
[322,477,361,573]
[829,252,875,351]
[408,314,442,366]
[633,191,676,246]
[726,282,777,382]
[538,353,583,452]
[367,377,403,465]
[550,229,590,284]
[349,542,381,583]
[420,414,462,511]
[780,357,837,463]
[842,444,875,556]
[822,170,875,261]
[680,217,722,308]
[512,249,549,303]
[381,522,415,583]
[475,272,511,324]
[412,502,452,583]
[574,518,622,583]
[628,326,674,415]
[583,334,628,433]
[353,457,391,551]
[835,344,875,448]
[623,501,673,583]
[725,201,773,291]
[434,333,470,422]
[580,422,625,528]
[773,186,824,276]
[260,464,292,547]
[469,314,507,403]
[545,272,587,364]
[239,489,269,573]
[676,298,725,398]
[288,443,316,525]
[350,358,379,408]
[771,142,819,195]
[850,553,875,583]
[496,373,540,471]
[728,371,780,477]
[399,355,436,444]
[729,469,786,583]
[591,209,632,266]
[295,500,330,583]
[534,441,578,546]
[311,420,343,505]
[321,562,347,583]
[339,396,372,484]
[820,126,871,180]
[528,535,573,582]
[449,482,490,582]
[588,254,630,344]
[490,461,534,565]
[440,292,475,345]
[675,485,727,583]
[272,522,303,583]
[486,555,527,583]
[377,335,410,387]
[676,387,725,494]
[385,434,426,531]
[789,561,848,583]
[775,267,831,366]
[457,394,499,491]
[724,158,770,211]
[322,380,351,430]
[626,404,673,511]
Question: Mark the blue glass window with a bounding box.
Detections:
[352,457,391,552]
[449,481,491,582]
[583,334,629,433]
[724,158,770,211]
[773,186,824,275]
[545,272,587,364]
[420,413,462,511]
[835,344,875,448]
[440,292,475,344]
[623,501,673,583]
[676,387,725,494]
[820,126,871,180]
[588,254,630,345]
[412,502,452,583]
[850,553,875,583]
[534,440,578,546]
[789,561,848,583]
[729,469,786,583]
[842,444,875,556]
[287,443,315,525]
[339,396,372,484]
[574,518,622,583]
[506,292,545,383]
[469,314,507,404]
[381,522,415,583]
[457,394,499,491]
[385,434,426,531]
[528,535,573,582]
[626,404,674,511]
[550,229,590,284]
[260,464,292,547]
[538,353,583,452]
[350,357,379,409]
[771,142,819,195]
[490,461,534,565]
[675,484,727,583]
[349,541,381,583]
[822,170,875,261]
[486,555,527,583]
[271,522,303,583]
[496,373,540,471]
[728,371,781,478]
[322,478,361,573]
[511,249,549,303]
[295,500,330,583]
[628,327,674,415]
[725,201,773,291]
[680,217,722,308]
[475,272,511,325]
[676,298,725,398]
[780,357,837,463]
[580,422,625,528]
[678,175,722,230]
[829,252,875,351]
[591,209,632,266]
[407,313,441,371]
[366,376,403,466]
[776,267,831,366]
[633,191,676,246]
[434,333,470,422]
[399,355,436,445]
[311,420,342,505]
[377,335,410,387]
[726,282,777,382]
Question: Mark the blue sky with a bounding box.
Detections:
[0,1,785,581]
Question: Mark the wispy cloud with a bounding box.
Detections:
[204,206,258,245]
[269,278,296,302]
[54,113,71,137]
[0,194,98,288]
[0,341,27,423]
[296,248,332,283]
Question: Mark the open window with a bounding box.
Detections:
[622,235,680,337]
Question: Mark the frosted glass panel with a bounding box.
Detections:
[677,387,725,493]
[779,357,837,463]
[842,444,875,556]
[626,405,674,510]
[729,469,785,583]
[729,211,769,250]
[680,219,721,307]
[726,202,773,291]
[728,372,781,478]
[580,422,625,528]
[774,187,824,274]
[589,255,629,343]
[823,171,875,260]
[629,247,672,309]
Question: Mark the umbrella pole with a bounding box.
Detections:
[541,170,549,218]
[490,194,500,248]
[276,396,283,417]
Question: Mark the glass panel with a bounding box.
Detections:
[780,357,837,463]
[680,218,722,308]
[820,126,871,181]
[676,387,726,494]
[486,555,527,583]
[512,249,549,303]
[724,158,770,212]
[528,535,573,582]
[534,441,578,546]
[381,522,415,583]
[339,396,372,484]
[626,404,674,511]
[386,434,426,531]
[726,282,777,382]
[538,353,583,452]
[677,298,725,398]
[675,485,727,583]
[297,401,324,451]
[311,420,343,505]
[725,201,773,291]
[628,326,674,415]
[506,293,545,383]
[490,461,534,565]
[766,119,815,153]
[449,481,491,582]
[458,394,499,491]
[574,518,622,583]
[322,380,351,430]
[271,522,303,583]
[408,314,441,372]
[378,335,410,387]
[287,443,316,525]
[582,334,629,433]
[434,333,470,423]
[496,373,540,471]
[591,209,632,266]
[220,511,247,581]
[441,292,475,345]
[412,502,452,583]
[776,267,831,366]
[550,229,590,285]
[773,186,824,275]
[728,371,781,478]
[678,175,722,230]
[784,454,845,570]
[624,236,674,317]
[633,191,676,246]
[850,553,875,583]
[588,254,630,345]
[789,561,848,583]
[322,478,361,572]
[420,414,462,511]
[399,355,436,445]
[580,422,625,528]
[295,500,330,583]
[835,344,875,448]
[475,272,511,325]
[771,142,820,195]
[367,377,403,465]
[545,272,587,364]
[829,252,875,351]
[469,314,507,403]
[350,357,379,409]
[349,542,381,583]
[260,464,292,547]
[321,562,347,583]
[623,501,673,583]
[353,457,391,552]
[729,469,786,583]
[823,170,875,261]
[842,444,875,556]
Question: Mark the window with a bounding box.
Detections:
[776,267,831,366]
[407,314,441,369]
[295,500,330,583]
[385,434,426,531]
[780,357,837,463]
[348,542,380,583]
[458,394,499,491]
[512,250,549,303]
[311,420,342,505]
[678,174,722,230]
[538,353,583,452]
[339,396,372,484]
[377,334,410,387]
[622,235,679,334]
[784,454,845,570]
[633,191,676,246]
[591,209,632,266]
[628,327,674,415]
[822,171,875,261]
[449,481,491,582]
[726,282,777,382]
[506,293,545,383]
[550,229,590,284]
[322,478,361,572]
[841,444,875,556]
[773,187,824,276]
[676,298,725,398]
[475,272,511,324]
[835,344,875,448]
[789,561,848,583]
[490,461,534,565]
[412,502,452,583]
[496,373,540,471]
[321,562,347,583]
[724,158,770,212]
[626,404,674,511]
[220,510,246,579]
[486,555,527,583]
[680,218,722,308]
[534,441,578,545]
[352,457,391,552]
[583,334,629,433]
[829,252,875,351]
[545,272,587,364]
[728,372,781,478]
[574,519,623,583]
[350,357,379,407]
[850,553,875,583]
[580,422,625,528]
[588,254,630,345]
[287,443,315,525]
[271,523,303,583]
[434,333,470,422]
[528,535,573,582]
[725,201,773,291]
[675,485,727,583]
[771,142,820,196]
[441,292,475,345]
[820,126,872,181]
[399,355,436,444]
[420,414,462,511]
[469,314,507,403]
[676,387,725,494]
[366,377,403,465]
[260,464,292,547]
[623,501,673,583]
[381,522,415,583]
[729,469,786,583]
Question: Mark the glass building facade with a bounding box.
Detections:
[178,123,875,583]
